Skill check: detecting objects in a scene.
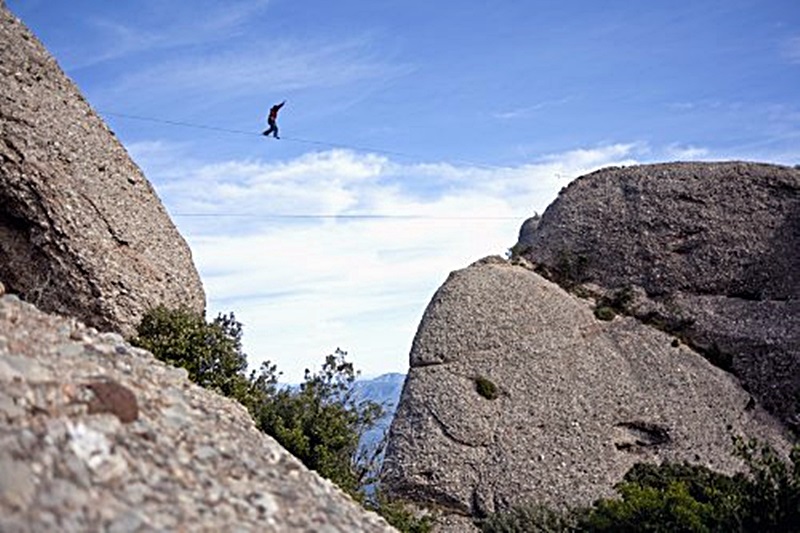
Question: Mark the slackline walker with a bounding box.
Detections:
[262,100,286,139]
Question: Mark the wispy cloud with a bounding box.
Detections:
[131,142,642,381]
[538,143,642,168]
[662,99,800,161]
[108,36,413,101]
[663,143,710,160]
[65,0,271,70]
[70,20,161,68]
[782,36,800,64]
[492,97,573,120]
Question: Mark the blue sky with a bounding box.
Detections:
[9,0,799,381]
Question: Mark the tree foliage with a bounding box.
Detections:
[732,437,800,531]
[581,463,744,532]
[482,439,800,533]
[132,306,253,401]
[252,348,384,496]
[480,503,580,532]
[365,492,433,533]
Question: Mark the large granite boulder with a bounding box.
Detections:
[517,162,800,428]
[381,257,789,528]
[0,4,205,335]
[0,290,394,532]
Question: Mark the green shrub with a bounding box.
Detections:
[580,462,746,532]
[252,348,385,498]
[594,287,634,321]
[482,439,800,533]
[594,306,616,321]
[507,243,532,259]
[554,251,590,288]
[480,503,579,532]
[475,376,499,400]
[592,442,800,531]
[608,287,635,312]
[583,482,727,532]
[367,492,434,533]
[733,437,800,531]
[132,306,254,403]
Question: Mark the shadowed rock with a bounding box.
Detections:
[0,4,204,335]
[518,162,800,427]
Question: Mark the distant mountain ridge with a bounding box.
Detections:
[354,372,405,406]
[353,373,405,454]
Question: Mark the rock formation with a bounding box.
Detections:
[0,4,205,335]
[517,162,800,428]
[0,290,394,532]
[382,257,789,529]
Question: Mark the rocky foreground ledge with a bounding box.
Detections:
[0,288,394,532]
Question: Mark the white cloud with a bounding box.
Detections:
[135,142,641,382]
[664,143,710,160]
[538,143,642,168]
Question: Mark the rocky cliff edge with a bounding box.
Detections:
[0,3,205,335]
[519,162,800,428]
[0,288,394,532]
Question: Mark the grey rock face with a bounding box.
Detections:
[0,294,395,532]
[0,5,204,335]
[515,214,540,250]
[382,257,788,522]
[518,162,800,427]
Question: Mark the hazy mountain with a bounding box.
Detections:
[353,373,405,456]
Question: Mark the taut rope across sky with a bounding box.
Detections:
[100,110,511,171]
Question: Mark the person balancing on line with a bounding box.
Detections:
[262,100,286,139]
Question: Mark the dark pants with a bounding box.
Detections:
[263,119,279,138]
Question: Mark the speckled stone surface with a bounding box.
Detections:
[0,3,205,335]
[519,162,800,427]
[383,257,789,527]
[0,294,395,532]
